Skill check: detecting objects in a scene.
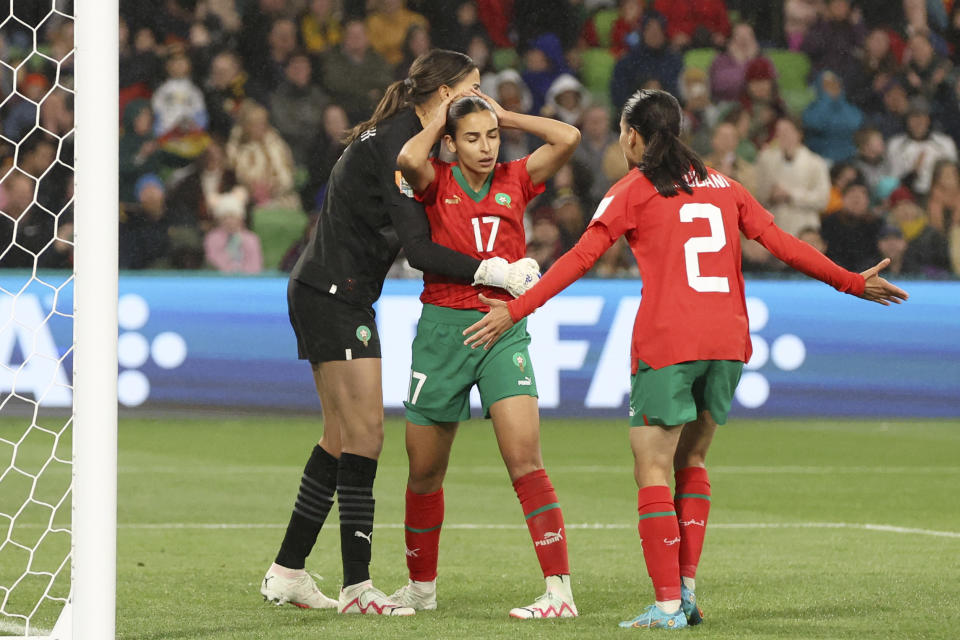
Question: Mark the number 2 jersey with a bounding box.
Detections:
[415,156,544,310]
[508,167,865,372]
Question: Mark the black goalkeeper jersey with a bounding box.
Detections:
[290,108,480,307]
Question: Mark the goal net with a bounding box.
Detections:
[0,1,117,638]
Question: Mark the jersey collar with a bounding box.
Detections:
[451,164,494,203]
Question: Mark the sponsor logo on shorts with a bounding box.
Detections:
[495,192,512,208]
[512,352,526,372]
[444,194,461,205]
[356,325,371,347]
[518,376,532,386]
[534,528,563,547]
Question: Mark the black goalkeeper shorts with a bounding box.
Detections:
[287,279,382,363]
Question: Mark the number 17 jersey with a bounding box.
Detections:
[415,157,544,310]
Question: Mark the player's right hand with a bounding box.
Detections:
[859,258,909,306]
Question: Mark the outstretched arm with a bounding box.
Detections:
[473,89,581,185]
[463,223,616,349]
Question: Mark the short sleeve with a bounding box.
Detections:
[586,190,633,241]
[517,156,547,202]
[734,179,775,239]
[414,158,447,206]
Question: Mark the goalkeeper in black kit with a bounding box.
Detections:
[259,49,540,616]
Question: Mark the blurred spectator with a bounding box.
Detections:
[301,103,350,210]
[580,0,644,58]
[652,0,730,50]
[755,117,830,236]
[798,226,827,253]
[526,209,564,272]
[206,0,242,34]
[474,0,512,48]
[824,161,861,214]
[888,194,951,275]
[800,0,866,89]
[119,174,171,270]
[152,50,209,138]
[269,50,329,167]
[739,57,787,148]
[820,180,881,271]
[491,70,537,161]
[395,24,433,79]
[542,74,590,125]
[610,13,682,108]
[119,18,162,105]
[440,2,490,53]
[39,211,73,270]
[900,31,952,108]
[467,35,497,91]
[802,70,863,163]
[783,0,819,50]
[119,99,167,203]
[366,0,428,67]
[709,22,769,104]
[238,0,288,85]
[679,67,719,156]
[852,127,896,203]
[3,73,49,142]
[870,79,909,139]
[522,33,573,115]
[300,0,343,56]
[20,133,69,215]
[0,171,53,269]
[204,50,253,139]
[925,160,960,233]
[513,0,584,49]
[847,28,898,113]
[593,237,637,276]
[166,137,242,233]
[876,223,908,275]
[941,73,960,150]
[886,98,958,195]
[574,105,619,208]
[249,17,299,98]
[741,236,782,272]
[719,104,758,162]
[705,121,757,193]
[948,4,960,66]
[226,102,298,209]
[321,19,393,123]
[204,188,263,274]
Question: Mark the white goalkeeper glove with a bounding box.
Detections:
[473,257,540,297]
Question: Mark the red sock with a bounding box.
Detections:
[637,485,681,602]
[404,487,443,582]
[513,469,569,576]
[674,466,711,579]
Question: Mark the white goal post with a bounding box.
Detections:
[0,0,118,638]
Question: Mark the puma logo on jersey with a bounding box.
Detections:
[354,530,373,544]
[534,528,564,547]
[444,194,461,204]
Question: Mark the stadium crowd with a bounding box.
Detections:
[1,0,959,277]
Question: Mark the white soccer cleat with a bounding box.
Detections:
[338,579,416,616]
[389,579,437,611]
[260,566,338,609]
[509,590,578,619]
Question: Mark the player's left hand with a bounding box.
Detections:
[859,258,909,305]
[471,88,508,123]
[463,294,516,350]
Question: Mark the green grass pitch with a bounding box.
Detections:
[2,416,959,638]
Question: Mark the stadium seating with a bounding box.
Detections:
[581,47,616,104]
[683,47,718,73]
[767,49,815,114]
[252,207,308,270]
[492,47,520,71]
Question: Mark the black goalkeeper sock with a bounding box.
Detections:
[274,445,338,570]
[337,452,378,587]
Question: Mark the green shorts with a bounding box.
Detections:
[629,359,743,427]
[404,304,538,426]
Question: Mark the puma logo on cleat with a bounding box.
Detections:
[663,536,681,546]
[680,518,705,527]
[263,576,273,589]
[405,547,419,558]
[354,530,373,544]
[534,528,564,547]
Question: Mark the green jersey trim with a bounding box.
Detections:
[452,164,495,202]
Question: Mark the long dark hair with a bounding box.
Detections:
[345,48,476,144]
[444,96,495,138]
[622,89,707,197]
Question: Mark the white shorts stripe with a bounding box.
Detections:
[345,348,352,360]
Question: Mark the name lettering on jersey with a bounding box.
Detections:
[444,194,462,205]
[395,171,414,198]
[591,196,615,221]
[494,192,512,208]
[359,128,376,141]
[682,170,730,190]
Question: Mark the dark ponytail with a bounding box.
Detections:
[345,48,477,144]
[621,89,707,197]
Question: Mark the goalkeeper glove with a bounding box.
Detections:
[504,257,540,297]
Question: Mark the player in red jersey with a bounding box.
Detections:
[464,89,908,630]
[388,93,582,618]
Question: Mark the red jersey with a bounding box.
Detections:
[415,156,544,310]
[508,167,864,371]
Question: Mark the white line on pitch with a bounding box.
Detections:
[115,522,960,538]
[117,465,960,474]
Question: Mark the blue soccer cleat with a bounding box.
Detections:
[618,604,688,629]
[681,583,703,625]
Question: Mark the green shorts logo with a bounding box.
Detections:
[513,352,525,372]
[356,325,371,347]
[495,192,512,208]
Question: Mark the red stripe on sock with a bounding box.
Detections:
[674,466,711,579]
[513,469,570,576]
[404,487,443,582]
[637,485,681,602]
